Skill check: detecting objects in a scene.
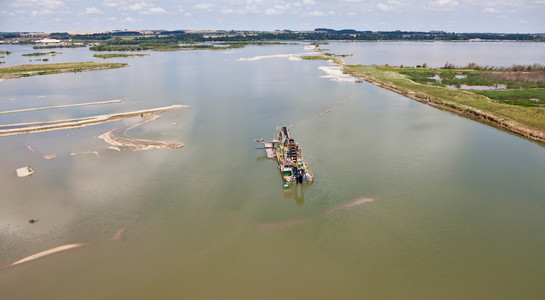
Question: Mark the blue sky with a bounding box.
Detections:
[1,0,544,33]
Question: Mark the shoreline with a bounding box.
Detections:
[0,105,187,136]
[342,65,545,145]
[0,62,128,80]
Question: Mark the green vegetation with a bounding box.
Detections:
[29,219,37,224]
[398,66,545,91]
[93,53,149,59]
[475,89,545,107]
[301,54,332,60]
[0,51,11,55]
[0,62,127,79]
[179,44,245,50]
[301,52,350,64]
[89,39,248,52]
[4,30,543,44]
[33,44,86,49]
[344,65,545,143]
[22,51,60,56]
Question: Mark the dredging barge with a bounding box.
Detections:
[257,126,314,187]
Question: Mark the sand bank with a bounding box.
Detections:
[318,65,356,82]
[0,105,187,137]
[70,151,100,157]
[16,166,34,177]
[98,114,184,151]
[237,53,313,62]
[259,197,376,230]
[7,243,85,267]
[0,99,123,115]
[25,144,56,159]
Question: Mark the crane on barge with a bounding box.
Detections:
[256,125,313,188]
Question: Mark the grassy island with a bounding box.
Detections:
[343,64,545,144]
[22,51,60,56]
[0,62,128,80]
[93,53,149,59]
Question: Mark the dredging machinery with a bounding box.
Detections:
[256,126,314,188]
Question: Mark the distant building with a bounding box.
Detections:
[36,38,61,44]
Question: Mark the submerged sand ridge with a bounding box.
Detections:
[0,105,187,137]
[99,114,184,151]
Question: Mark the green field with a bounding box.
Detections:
[344,65,545,143]
[93,53,149,59]
[22,51,60,56]
[0,62,128,79]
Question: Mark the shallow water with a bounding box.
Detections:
[1,42,545,299]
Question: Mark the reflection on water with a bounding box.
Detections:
[282,183,308,205]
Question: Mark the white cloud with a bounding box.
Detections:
[11,0,64,9]
[427,0,459,11]
[482,7,499,13]
[377,3,391,11]
[141,7,166,14]
[274,4,291,10]
[308,10,326,16]
[264,8,281,15]
[85,7,102,14]
[129,3,145,11]
[519,19,528,23]
[376,1,407,12]
[303,0,316,4]
[219,8,234,14]
[193,3,216,10]
[125,16,135,22]
[103,0,120,8]
[31,9,52,16]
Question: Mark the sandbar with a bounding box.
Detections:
[7,243,85,267]
[0,105,187,137]
[98,114,184,151]
[0,99,123,115]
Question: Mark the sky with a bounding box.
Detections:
[1,0,544,33]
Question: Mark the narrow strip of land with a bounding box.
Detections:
[0,99,123,115]
[343,65,545,145]
[0,62,127,80]
[0,105,187,136]
[7,243,86,267]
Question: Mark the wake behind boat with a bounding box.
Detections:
[257,126,313,188]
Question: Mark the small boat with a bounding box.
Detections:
[257,126,313,187]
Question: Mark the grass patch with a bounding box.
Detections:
[94,53,149,59]
[475,89,545,107]
[399,70,436,84]
[33,44,86,49]
[90,43,246,52]
[396,67,545,90]
[0,62,128,79]
[344,65,545,137]
[22,51,60,57]
[178,44,245,50]
[301,55,332,60]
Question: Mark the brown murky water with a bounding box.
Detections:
[1,43,545,299]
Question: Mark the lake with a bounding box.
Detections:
[1,42,545,299]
